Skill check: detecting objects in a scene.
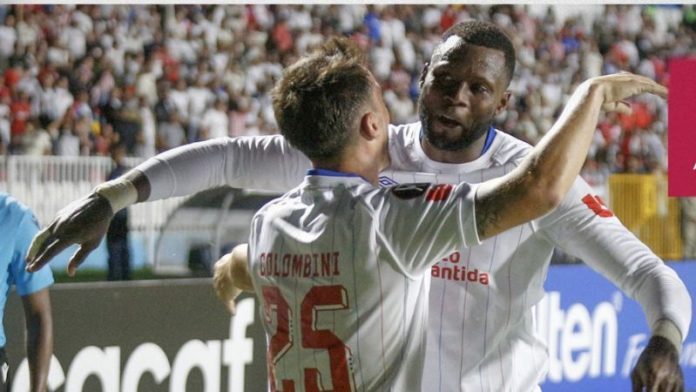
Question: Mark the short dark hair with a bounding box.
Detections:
[440,21,516,85]
[272,37,373,162]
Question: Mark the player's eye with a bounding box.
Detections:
[433,74,454,88]
[471,84,489,94]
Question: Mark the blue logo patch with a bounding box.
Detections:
[378,176,398,187]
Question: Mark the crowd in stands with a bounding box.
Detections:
[1,4,695,181]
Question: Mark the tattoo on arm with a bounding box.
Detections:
[476,175,528,238]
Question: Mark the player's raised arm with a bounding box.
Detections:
[473,73,667,240]
[26,136,310,274]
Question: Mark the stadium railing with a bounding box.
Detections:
[0,154,185,249]
[609,173,683,260]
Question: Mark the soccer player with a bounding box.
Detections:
[27,22,689,391]
[0,192,53,391]
[214,38,666,390]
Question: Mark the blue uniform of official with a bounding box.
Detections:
[0,193,53,388]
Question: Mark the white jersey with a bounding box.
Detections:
[248,171,479,391]
[138,123,691,392]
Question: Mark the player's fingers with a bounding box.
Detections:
[648,83,668,99]
[650,377,664,392]
[30,237,70,272]
[632,370,646,392]
[635,77,668,99]
[603,101,632,115]
[67,241,99,277]
[214,285,232,304]
[658,379,674,392]
[26,226,53,265]
[644,371,657,392]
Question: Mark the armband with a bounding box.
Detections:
[652,318,683,353]
[94,179,138,213]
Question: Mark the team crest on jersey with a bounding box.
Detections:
[378,176,398,187]
[390,183,431,199]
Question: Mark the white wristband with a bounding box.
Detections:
[652,318,683,353]
[94,179,138,213]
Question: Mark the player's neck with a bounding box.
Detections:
[312,153,381,186]
[312,162,379,185]
[421,134,487,164]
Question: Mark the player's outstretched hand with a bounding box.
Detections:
[213,244,253,314]
[590,72,668,115]
[26,193,113,276]
[213,253,243,314]
[631,336,683,392]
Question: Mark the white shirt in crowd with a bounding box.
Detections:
[200,107,229,140]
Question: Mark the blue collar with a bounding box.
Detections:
[481,126,497,155]
[307,168,362,178]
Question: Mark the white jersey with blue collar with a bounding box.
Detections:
[383,122,690,392]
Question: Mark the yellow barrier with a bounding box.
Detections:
[608,173,682,260]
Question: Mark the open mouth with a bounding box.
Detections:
[436,115,461,129]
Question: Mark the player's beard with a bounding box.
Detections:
[418,102,493,152]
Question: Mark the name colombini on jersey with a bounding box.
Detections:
[258,251,341,278]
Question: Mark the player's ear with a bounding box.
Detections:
[495,90,511,116]
[359,111,380,141]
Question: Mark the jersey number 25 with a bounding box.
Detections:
[262,285,354,392]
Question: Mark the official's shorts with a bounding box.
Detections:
[0,347,9,392]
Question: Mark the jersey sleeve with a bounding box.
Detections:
[11,211,54,296]
[366,182,480,277]
[138,135,312,200]
[538,176,692,341]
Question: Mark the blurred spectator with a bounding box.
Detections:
[154,82,185,151]
[0,93,10,152]
[22,119,51,156]
[10,89,32,151]
[55,116,80,156]
[137,95,156,158]
[111,87,142,155]
[0,15,17,67]
[200,97,228,140]
[106,143,131,280]
[228,96,255,137]
[135,58,158,107]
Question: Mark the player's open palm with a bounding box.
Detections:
[591,72,668,115]
[26,193,113,276]
[631,336,683,392]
